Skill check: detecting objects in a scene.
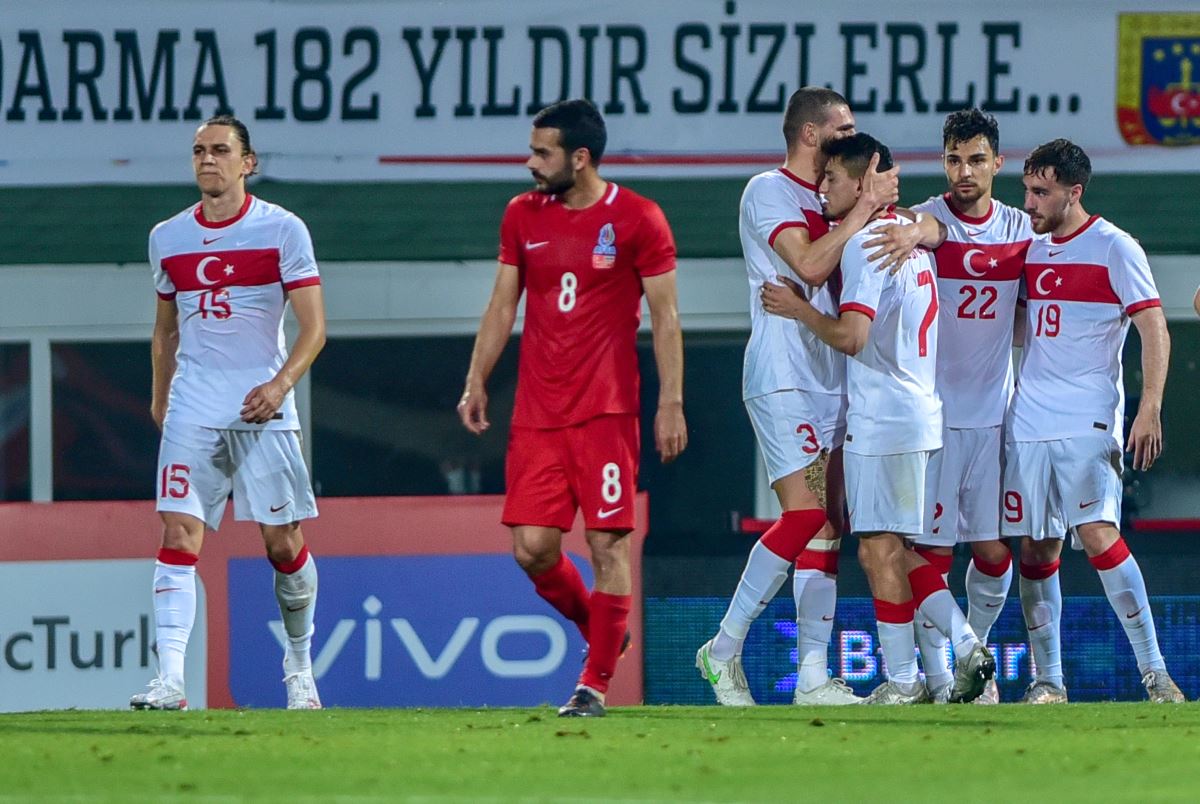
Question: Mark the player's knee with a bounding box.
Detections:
[1074,521,1118,556]
[261,523,303,564]
[160,514,203,554]
[1020,537,1060,565]
[513,542,556,576]
[972,540,1011,566]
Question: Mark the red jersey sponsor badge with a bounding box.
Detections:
[592,222,617,269]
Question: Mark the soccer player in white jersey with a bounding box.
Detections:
[900,109,1034,704]
[1003,139,1184,703]
[696,88,942,706]
[130,116,327,711]
[762,133,995,704]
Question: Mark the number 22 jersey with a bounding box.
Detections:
[498,183,676,429]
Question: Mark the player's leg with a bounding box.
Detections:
[231,429,322,709]
[1004,439,1068,703]
[558,415,638,717]
[700,392,832,705]
[959,427,1013,650]
[502,426,588,638]
[1062,438,1183,702]
[910,440,955,700]
[793,446,859,704]
[133,425,227,711]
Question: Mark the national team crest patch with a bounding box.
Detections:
[1116,13,1200,145]
[592,223,616,269]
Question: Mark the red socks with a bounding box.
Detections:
[579,591,631,694]
[761,508,827,561]
[531,553,591,639]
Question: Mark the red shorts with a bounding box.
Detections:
[502,414,640,532]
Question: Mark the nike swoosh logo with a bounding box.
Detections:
[202,236,223,245]
[984,602,1002,608]
[270,503,290,513]
[821,615,834,622]
[1078,499,1100,509]
[1048,249,1064,257]
[700,651,722,685]
[286,603,310,612]
[525,240,550,250]
[1126,606,1145,619]
[921,623,937,629]
[597,507,624,519]
[966,229,986,237]
[1029,622,1048,631]
[155,587,182,594]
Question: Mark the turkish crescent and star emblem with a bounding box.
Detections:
[1035,268,1062,296]
[195,255,235,286]
[1116,13,1200,146]
[961,248,999,278]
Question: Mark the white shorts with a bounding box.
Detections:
[1000,435,1118,541]
[745,390,847,484]
[923,426,1003,547]
[845,448,941,537]
[156,423,318,531]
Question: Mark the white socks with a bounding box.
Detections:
[1019,565,1063,687]
[152,560,197,691]
[712,540,791,661]
[1095,554,1166,675]
[274,550,319,675]
[965,556,1013,644]
[877,620,919,685]
[793,569,836,692]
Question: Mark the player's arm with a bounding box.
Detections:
[861,211,947,272]
[241,285,327,424]
[643,271,687,464]
[458,263,521,435]
[761,275,871,356]
[1128,306,1170,471]
[150,298,179,431]
[772,153,897,286]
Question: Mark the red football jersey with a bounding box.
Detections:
[498,182,676,428]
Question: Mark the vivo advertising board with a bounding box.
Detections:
[0,559,207,711]
[228,554,591,707]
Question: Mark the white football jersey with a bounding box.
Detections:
[150,195,321,430]
[838,214,942,455]
[912,195,1031,428]
[1008,215,1159,446]
[740,168,845,400]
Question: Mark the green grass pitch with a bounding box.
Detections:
[1,704,1198,802]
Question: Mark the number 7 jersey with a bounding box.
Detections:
[498,184,676,429]
[1008,215,1160,447]
[149,195,321,431]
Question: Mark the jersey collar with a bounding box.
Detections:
[194,193,254,229]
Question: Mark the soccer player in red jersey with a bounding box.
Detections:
[458,99,687,717]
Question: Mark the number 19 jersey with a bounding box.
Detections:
[150,195,321,431]
[1008,215,1160,447]
[498,183,677,429]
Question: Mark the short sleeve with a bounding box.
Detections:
[838,231,886,319]
[1108,234,1159,315]
[743,178,810,249]
[498,198,523,267]
[633,200,676,277]
[149,228,175,300]
[910,195,940,218]
[280,214,321,291]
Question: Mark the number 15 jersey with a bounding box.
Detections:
[150,195,321,431]
[498,184,676,429]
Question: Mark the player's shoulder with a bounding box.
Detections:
[609,183,662,214]
[247,195,305,227]
[151,203,200,240]
[910,193,945,215]
[502,190,552,220]
[1090,216,1145,258]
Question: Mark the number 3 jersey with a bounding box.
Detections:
[498,184,676,429]
[911,194,1031,428]
[150,195,321,431]
[838,214,942,455]
[1008,215,1160,447]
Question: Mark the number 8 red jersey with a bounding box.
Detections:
[498,183,676,429]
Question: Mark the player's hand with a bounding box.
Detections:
[761,275,808,319]
[858,152,900,212]
[240,379,287,424]
[1127,406,1163,471]
[655,401,687,464]
[862,222,922,274]
[150,401,167,432]
[457,386,490,435]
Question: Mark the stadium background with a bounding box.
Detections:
[0,0,1198,709]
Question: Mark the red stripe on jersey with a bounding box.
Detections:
[933,239,1029,282]
[162,248,282,292]
[779,167,819,191]
[1024,262,1120,305]
[840,302,875,320]
[157,291,176,301]
[283,276,321,291]
[1126,298,1162,315]
[768,221,807,247]
[193,194,254,229]
[1050,214,1101,244]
